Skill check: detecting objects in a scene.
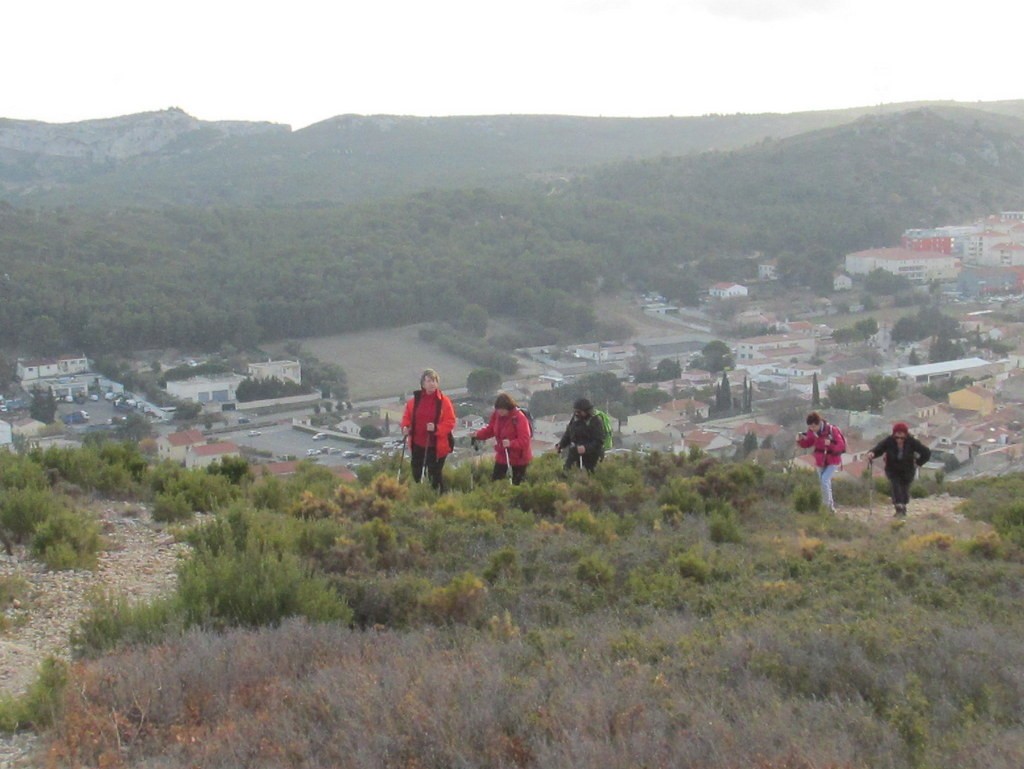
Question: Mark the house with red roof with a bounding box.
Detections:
[184,441,241,469]
[157,429,206,464]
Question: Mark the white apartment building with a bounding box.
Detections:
[844,248,959,283]
[165,374,246,404]
[247,360,302,384]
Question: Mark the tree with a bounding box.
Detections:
[466,368,502,400]
[866,374,899,412]
[740,431,759,457]
[929,331,965,363]
[715,371,731,414]
[811,373,821,407]
[29,387,57,424]
[360,424,384,440]
[458,303,489,338]
[655,358,682,381]
[117,412,154,443]
[692,340,733,374]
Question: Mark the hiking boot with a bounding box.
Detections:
[894,504,906,517]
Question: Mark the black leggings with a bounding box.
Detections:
[410,444,447,491]
[491,463,528,485]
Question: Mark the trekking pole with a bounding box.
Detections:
[504,445,513,485]
[867,458,874,515]
[421,431,431,484]
[397,435,407,482]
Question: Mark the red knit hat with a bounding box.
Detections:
[892,422,909,434]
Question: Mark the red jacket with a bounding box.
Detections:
[400,389,457,458]
[797,421,846,467]
[475,408,533,467]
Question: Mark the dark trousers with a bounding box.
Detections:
[563,451,599,474]
[888,475,912,506]
[492,463,528,485]
[410,444,446,491]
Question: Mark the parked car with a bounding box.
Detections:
[312,432,328,440]
[248,430,262,437]
[305,448,321,457]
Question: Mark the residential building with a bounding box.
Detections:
[572,342,634,363]
[184,441,241,469]
[16,354,89,382]
[844,247,959,283]
[708,282,748,299]
[948,385,996,416]
[758,261,778,281]
[833,273,853,291]
[157,429,206,464]
[736,333,817,362]
[0,419,12,448]
[247,360,302,384]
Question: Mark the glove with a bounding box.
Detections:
[471,437,480,451]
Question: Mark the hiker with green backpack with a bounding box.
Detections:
[555,398,609,473]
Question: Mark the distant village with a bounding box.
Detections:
[4,210,1024,484]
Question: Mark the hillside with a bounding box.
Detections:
[3,100,1024,207]
[1,442,1023,768]
[3,108,1024,355]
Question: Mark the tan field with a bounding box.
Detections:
[264,325,477,401]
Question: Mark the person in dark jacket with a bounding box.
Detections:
[867,422,932,517]
[473,392,533,485]
[555,398,605,473]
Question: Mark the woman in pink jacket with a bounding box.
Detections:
[473,392,533,485]
[796,411,846,513]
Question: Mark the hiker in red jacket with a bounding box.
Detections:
[796,411,846,513]
[473,392,533,485]
[400,369,456,491]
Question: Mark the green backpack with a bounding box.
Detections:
[593,409,614,452]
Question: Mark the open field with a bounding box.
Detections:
[264,325,476,401]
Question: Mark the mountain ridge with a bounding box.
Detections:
[4,100,1024,207]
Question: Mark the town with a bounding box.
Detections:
[3,210,1024,488]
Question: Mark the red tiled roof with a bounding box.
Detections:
[190,441,239,456]
[166,429,205,447]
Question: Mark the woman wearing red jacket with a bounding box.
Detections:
[473,392,533,485]
[796,411,846,513]
[400,369,457,491]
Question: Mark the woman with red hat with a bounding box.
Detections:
[866,422,932,517]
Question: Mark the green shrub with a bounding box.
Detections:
[575,554,615,588]
[483,547,521,584]
[71,591,183,658]
[178,543,351,629]
[792,485,822,514]
[153,491,194,523]
[657,477,705,516]
[30,509,102,570]
[708,506,742,544]
[671,550,711,584]
[0,657,69,732]
[0,487,68,544]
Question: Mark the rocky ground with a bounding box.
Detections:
[0,502,188,767]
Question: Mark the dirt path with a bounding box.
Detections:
[836,492,992,536]
[0,503,188,767]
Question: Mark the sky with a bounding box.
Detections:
[4,0,1022,130]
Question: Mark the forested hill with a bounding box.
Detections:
[3,101,1024,208]
[2,109,1024,356]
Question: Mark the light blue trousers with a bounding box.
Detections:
[819,464,838,511]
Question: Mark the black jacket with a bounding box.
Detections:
[870,434,931,482]
[557,413,605,456]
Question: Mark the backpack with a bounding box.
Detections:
[518,407,535,438]
[593,409,613,452]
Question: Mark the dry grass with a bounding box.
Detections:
[264,325,477,400]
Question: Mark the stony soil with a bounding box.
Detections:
[0,502,189,767]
